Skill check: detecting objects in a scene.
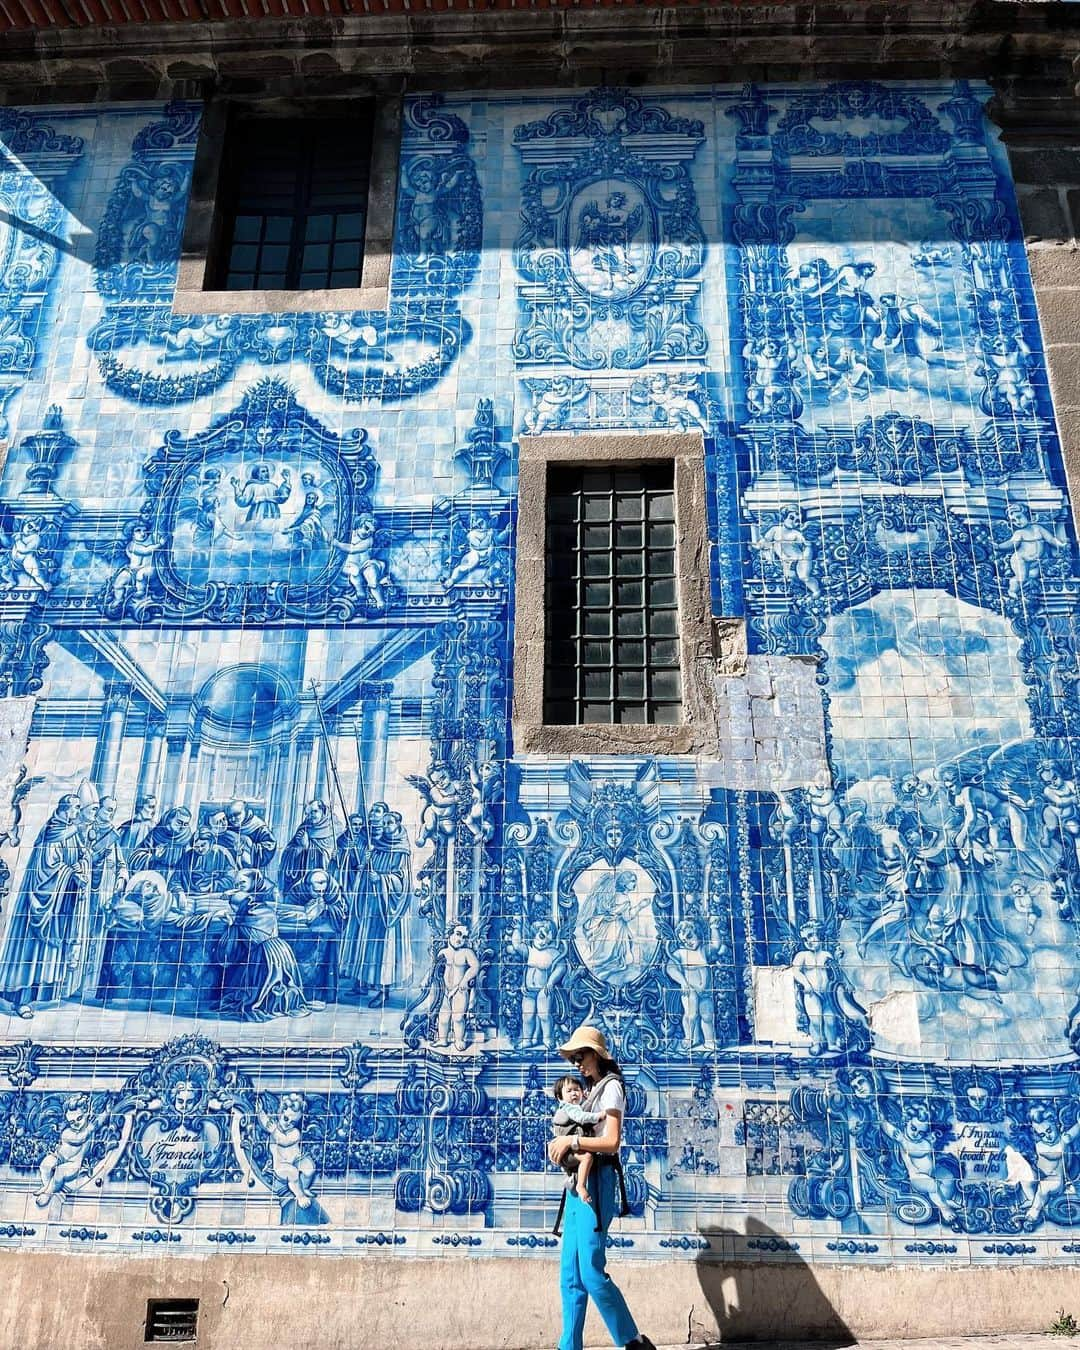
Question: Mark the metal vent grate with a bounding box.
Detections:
[145,1298,199,1343]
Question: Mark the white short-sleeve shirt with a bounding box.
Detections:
[588,1076,626,1117]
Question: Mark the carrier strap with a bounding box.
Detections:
[552,1073,632,1237]
[552,1186,567,1237]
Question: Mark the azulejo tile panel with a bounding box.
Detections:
[0,79,1073,1262]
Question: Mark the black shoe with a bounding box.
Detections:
[626,1339,656,1350]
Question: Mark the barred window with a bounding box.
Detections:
[213,110,374,292]
[544,465,682,725]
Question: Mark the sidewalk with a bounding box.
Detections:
[637,1339,1066,1349]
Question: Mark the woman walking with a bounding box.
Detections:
[546,1025,657,1350]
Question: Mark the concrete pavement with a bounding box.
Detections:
[634,1339,1068,1349]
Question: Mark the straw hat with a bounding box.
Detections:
[558,1024,611,1062]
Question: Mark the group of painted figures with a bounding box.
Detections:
[0,787,415,1023]
[26,1051,339,1226]
[773,744,1080,1057]
[784,1063,1080,1234]
[743,247,1037,418]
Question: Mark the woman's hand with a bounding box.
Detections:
[548,1136,574,1166]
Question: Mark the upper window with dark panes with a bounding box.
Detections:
[544,465,681,726]
[213,109,374,292]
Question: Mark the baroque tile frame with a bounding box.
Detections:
[86,96,482,409]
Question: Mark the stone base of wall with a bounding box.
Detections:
[0,1251,1075,1349]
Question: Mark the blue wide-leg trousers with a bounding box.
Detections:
[557,1164,638,1350]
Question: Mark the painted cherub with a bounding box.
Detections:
[983,335,1036,417]
[1021,1104,1080,1228]
[406,162,465,262]
[2,517,53,592]
[463,760,502,843]
[789,920,867,1056]
[522,378,588,435]
[753,508,820,597]
[408,763,465,849]
[1009,881,1041,936]
[319,315,380,357]
[743,338,797,415]
[107,522,163,610]
[996,503,1065,599]
[34,1093,111,1206]
[333,513,391,611]
[665,919,717,1052]
[256,1092,318,1211]
[509,918,566,1049]
[630,373,709,431]
[880,1104,958,1224]
[435,923,480,1052]
[445,514,510,588]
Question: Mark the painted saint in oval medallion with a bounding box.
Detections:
[572,859,659,988]
[566,181,655,301]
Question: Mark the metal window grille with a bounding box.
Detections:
[214,110,373,292]
[145,1298,199,1343]
[544,464,681,726]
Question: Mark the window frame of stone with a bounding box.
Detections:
[514,431,728,757]
[174,93,400,316]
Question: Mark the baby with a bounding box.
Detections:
[551,1075,605,1204]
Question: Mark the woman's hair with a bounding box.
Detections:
[552,1074,583,1102]
[594,1055,623,1081]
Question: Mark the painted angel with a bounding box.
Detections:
[176,467,234,547]
[0,514,56,593]
[445,513,510,588]
[157,314,233,364]
[331,513,391,611]
[789,921,868,1056]
[318,315,381,360]
[574,191,644,295]
[407,763,466,849]
[117,162,188,265]
[403,160,466,262]
[522,377,588,435]
[629,374,709,431]
[30,1089,138,1208]
[100,521,164,615]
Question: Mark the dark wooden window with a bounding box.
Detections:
[544,465,681,726]
[213,110,374,292]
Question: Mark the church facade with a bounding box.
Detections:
[0,8,1078,1340]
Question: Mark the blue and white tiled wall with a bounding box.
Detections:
[0,80,1076,1264]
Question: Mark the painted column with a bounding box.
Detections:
[360,680,394,806]
[312,734,330,803]
[136,712,167,803]
[270,735,295,820]
[160,734,190,808]
[291,734,317,816]
[90,683,131,798]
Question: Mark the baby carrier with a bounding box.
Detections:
[551,1072,631,1236]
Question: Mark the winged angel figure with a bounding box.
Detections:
[574,191,645,297]
[0,512,59,594]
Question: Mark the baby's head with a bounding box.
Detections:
[553,1075,585,1106]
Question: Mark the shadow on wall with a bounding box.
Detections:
[693,1219,855,1347]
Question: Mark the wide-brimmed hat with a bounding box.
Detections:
[558,1025,611,1062]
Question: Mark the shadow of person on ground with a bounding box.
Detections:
[692,1216,856,1347]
